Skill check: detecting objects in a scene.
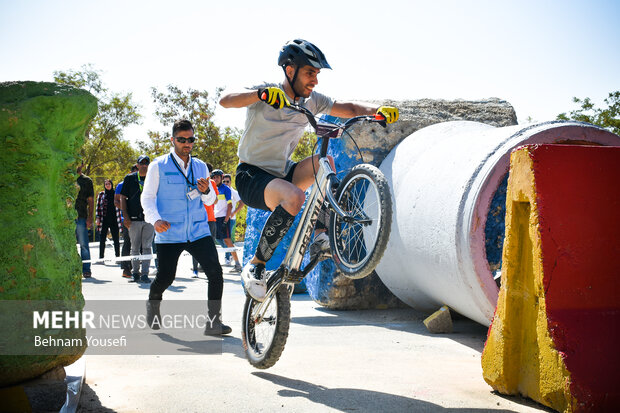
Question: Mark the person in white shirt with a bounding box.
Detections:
[141,119,231,336]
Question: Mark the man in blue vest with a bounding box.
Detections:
[141,119,231,335]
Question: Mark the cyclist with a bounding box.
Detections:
[219,39,398,301]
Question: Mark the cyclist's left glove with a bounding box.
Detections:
[376,106,399,124]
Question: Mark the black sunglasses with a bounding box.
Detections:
[175,136,196,143]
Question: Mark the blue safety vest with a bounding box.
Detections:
[155,154,210,243]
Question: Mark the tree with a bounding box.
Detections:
[144,85,241,173]
[557,91,620,135]
[291,131,318,162]
[54,64,141,185]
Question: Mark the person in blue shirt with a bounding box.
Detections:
[141,119,231,335]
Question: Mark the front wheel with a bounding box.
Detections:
[241,284,291,369]
[329,164,392,279]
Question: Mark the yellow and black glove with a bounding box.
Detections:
[257,87,290,110]
[376,106,399,124]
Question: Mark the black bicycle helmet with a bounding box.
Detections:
[278,39,331,70]
[278,39,331,101]
[210,169,224,178]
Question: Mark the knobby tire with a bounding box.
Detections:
[329,164,392,279]
[241,285,291,369]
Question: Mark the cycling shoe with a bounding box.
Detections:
[241,262,267,301]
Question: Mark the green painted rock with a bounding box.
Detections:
[0,81,97,387]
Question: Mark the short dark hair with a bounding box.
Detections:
[223,174,231,180]
[172,119,193,136]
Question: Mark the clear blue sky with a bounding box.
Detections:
[1,0,618,145]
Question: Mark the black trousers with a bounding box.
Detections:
[149,236,223,301]
[120,225,132,271]
[99,219,120,258]
[192,221,217,271]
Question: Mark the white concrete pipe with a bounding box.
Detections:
[376,120,620,326]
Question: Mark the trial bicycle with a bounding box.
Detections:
[241,103,393,369]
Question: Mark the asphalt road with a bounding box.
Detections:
[77,245,550,413]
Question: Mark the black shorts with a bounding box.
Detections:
[235,163,297,211]
[215,217,231,240]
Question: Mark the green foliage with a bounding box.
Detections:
[557,91,620,135]
[234,205,247,241]
[145,85,241,173]
[144,85,246,236]
[53,64,141,186]
[291,131,318,162]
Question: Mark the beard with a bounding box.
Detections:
[293,80,313,98]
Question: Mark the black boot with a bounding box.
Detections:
[204,301,232,336]
[146,300,161,330]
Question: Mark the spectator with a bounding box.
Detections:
[142,119,231,335]
[211,169,242,272]
[192,162,219,277]
[75,162,94,278]
[116,165,138,278]
[121,155,154,283]
[222,174,245,265]
[96,179,122,260]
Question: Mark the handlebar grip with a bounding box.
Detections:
[374,113,387,128]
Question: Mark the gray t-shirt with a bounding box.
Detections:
[237,83,334,178]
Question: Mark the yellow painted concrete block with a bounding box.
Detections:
[481,147,575,412]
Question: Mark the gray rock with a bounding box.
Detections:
[423,306,453,334]
[341,98,518,165]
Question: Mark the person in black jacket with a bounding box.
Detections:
[120,155,155,283]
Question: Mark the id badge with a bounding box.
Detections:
[187,188,200,200]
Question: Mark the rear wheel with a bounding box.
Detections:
[241,285,291,369]
[329,164,392,279]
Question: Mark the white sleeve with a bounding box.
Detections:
[201,180,217,206]
[141,161,162,225]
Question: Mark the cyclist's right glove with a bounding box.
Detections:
[376,106,399,124]
[257,87,290,110]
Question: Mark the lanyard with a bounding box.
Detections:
[169,154,195,187]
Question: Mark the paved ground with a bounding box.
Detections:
[78,245,550,413]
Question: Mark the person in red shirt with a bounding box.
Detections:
[192,164,219,276]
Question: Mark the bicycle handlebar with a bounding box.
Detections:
[258,90,388,133]
[285,103,387,137]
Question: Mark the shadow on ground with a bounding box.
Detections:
[253,372,520,413]
[291,306,489,353]
[78,383,117,413]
